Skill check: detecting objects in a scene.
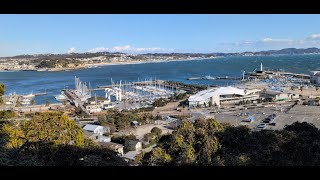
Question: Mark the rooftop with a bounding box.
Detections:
[260,90,283,95]
[87,96,107,102]
[98,142,124,149]
[83,124,103,132]
[188,86,260,102]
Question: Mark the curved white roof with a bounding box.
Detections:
[188,86,258,102]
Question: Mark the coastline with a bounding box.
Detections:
[84,57,218,69]
[0,57,218,72]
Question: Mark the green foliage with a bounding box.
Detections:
[0,83,4,96]
[152,98,167,107]
[104,109,153,130]
[45,101,50,107]
[0,110,16,120]
[31,99,36,105]
[0,111,128,166]
[98,115,106,125]
[111,134,137,152]
[170,93,188,102]
[35,59,82,68]
[151,127,162,136]
[1,112,84,148]
[0,83,4,104]
[139,118,320,166]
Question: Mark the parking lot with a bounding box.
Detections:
[212,103,320,130]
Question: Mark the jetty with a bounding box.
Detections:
[187,76,241,80]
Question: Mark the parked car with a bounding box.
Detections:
[263,118,271,123]
[242,119,253,123]
[269,122,276,126]
[256,123,267,130]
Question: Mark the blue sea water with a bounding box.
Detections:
[1,54,320,104]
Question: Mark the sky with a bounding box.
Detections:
[1,14,320,56]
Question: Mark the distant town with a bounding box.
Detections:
[1,47,320,71]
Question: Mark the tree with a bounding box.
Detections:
[98,115,106,125]
[0,112,128,166]
[0,110,16,120]
[0,83,5,96]
[151,127,162,137]
[31,99,36,105]
[45,101,51,107]
[1,112,84,148]
[0,83,5,104]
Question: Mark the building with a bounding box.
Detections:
[84,96,110,113]
[188,86,260,108]
[98,142,124,156]
[83,124,110,135]
[128,140,142,151]
[310,71,320,85]
[83,124,111,142]
[259,90,293,102]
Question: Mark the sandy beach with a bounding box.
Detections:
[84,57,217,69]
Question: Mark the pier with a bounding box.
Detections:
[187,76,241,80]
[33,91,47,96]
[63,89,90,115]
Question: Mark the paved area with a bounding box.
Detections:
[212,103,320,130]
[114,121,173,140]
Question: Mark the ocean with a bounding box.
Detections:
[1,54,320,104]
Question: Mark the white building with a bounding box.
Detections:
[83,124,110,135]
[83,124,111,142]
[310,71,320,85]
[188,86,260,108]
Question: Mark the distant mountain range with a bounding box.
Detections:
[2,47,320,59]
[237,47,320,56]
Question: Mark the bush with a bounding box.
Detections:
[111,134,137,152]
[151,127,162,136]
[0,110,15,120]
[152,98,167,107]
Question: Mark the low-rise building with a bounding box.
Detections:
[128,140,142,151]
[259,90,292,102]
[83,124,110,135]
[84,96,110,113]
[188,86,260,108]
[98,142,124,156]
[83,124,111,142]
[310,71,320,85]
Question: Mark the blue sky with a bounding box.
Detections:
[1,14,320,56]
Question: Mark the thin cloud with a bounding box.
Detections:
[220,34,320,52]
[87,45,169,53]
[88,47,109,53]
[67,47,76,54]
[307,34,320,40]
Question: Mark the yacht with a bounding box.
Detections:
[204,75,216,80]
[54,94,67,101]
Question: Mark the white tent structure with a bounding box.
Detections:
[188,86,260,108]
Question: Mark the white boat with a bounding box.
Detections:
[21,98,31,105]
[54,94,67,101]
[204,75,216,80]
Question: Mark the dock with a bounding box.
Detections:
[187,76,241,80]
[63,89,90,115]
[33,92,47,96]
